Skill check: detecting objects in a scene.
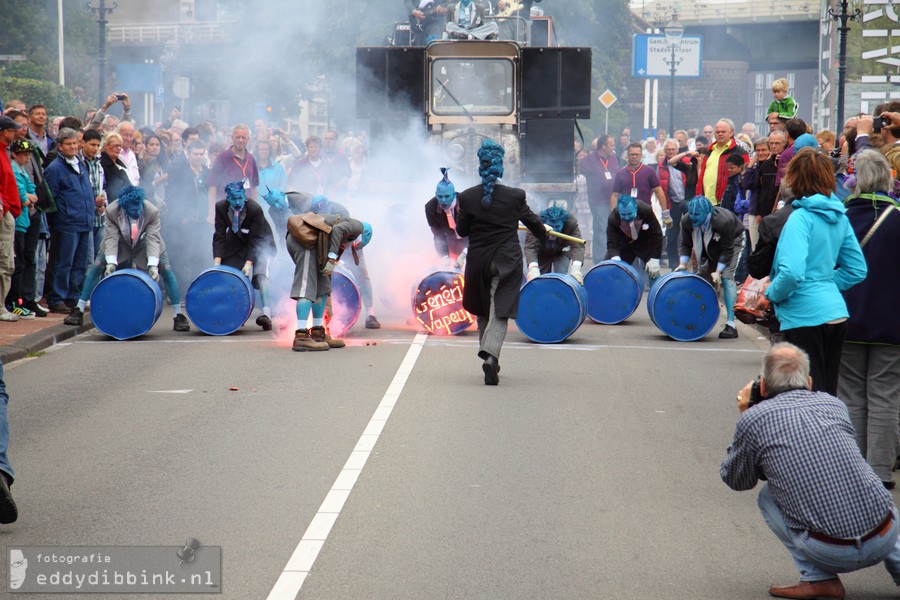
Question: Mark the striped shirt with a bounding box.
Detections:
[721,389,892,538]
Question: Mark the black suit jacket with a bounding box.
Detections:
[456,183,546,318]
[212,199,275,268]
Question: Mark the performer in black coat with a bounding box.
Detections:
[212,181,277,330]
[605,195,663,279]
[524,201,584,282]
[425,167,467,264]
[456,140,547,385]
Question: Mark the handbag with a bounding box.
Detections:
[33,178,56,213]
[287,212,332,249]
[734,275,772,325]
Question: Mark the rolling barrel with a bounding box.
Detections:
[185,265,255,336]
[583,260,644,324]
[90,268,164,340]
[515,273,588,343]
[412,268,474,335]
[646,272,720,341]
[329,265,361,337]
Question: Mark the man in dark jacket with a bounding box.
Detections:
[675,195,745,339]
[213,181,276,331]
[605,195,663,280]
[425,167,467,265]
[456,139,548,385]
[524,201,584,282]
[42,128,94,313]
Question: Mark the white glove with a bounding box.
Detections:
[242,261,253,278]
[104,263,116,277]
[568,260,583,284]
[526,263,541,282]
[711,271,722,286]
[455,248,467,270]
[646,258,660,278]
[148,266,159,281]
[543,223,554,234]
[322,259,337,276]
[674,263,687,272]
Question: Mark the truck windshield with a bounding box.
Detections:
[431,58,514,116]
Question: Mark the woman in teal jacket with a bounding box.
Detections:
[765,148,867,395]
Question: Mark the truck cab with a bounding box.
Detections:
[357,33,590,201]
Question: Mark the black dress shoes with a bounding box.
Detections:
[483,355,499,386]
[0,471,18,524]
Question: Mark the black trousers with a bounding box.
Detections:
[783,321,847,396]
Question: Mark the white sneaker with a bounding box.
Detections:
[0,312,20,322]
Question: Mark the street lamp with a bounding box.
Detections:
[88,0,118,104]
[663,15,683,134]
[828,0,861,131]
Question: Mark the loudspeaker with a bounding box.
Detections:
[522,119,576,183]
[520,47,592,120]
[356,47,425,119]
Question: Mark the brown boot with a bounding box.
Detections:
[310,325,345,348]
[768,578,845,599]
[292,329,329,352]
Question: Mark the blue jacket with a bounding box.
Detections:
[765,193,867,331]
[43,155,94,233]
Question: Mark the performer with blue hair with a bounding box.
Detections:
[287,210,373,351]
[213,181,277,331]
[64,185,190,331]
[524,200,585,283]
[425,167,468,267]
[675,195,746,339]
[309,195,381,330]
[456,139,549,385]
[605,195,664,281]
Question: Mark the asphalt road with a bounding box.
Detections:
[1,307,898,600]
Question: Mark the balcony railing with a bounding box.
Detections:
[630,0,819,25]
[107,21,237,44]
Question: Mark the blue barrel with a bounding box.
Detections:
[411,268,474,335]
[647,272,720,341]
[515,273,588,343]
[583,260,644,324]
[185,265,255,336]
[330,265,361,337]
[90,268,164,340]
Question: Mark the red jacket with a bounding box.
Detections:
[0,142,22,218]
[695,138,748,202]
[657,159,687,205]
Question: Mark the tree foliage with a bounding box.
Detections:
[0,77,78,116]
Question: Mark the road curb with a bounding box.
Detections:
[0,317,94,364]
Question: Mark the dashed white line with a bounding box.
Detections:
[265,331,428,600]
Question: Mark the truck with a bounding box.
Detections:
[356,19,592,203]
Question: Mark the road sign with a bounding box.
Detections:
[598,90,617,109]
[632,34,703,78]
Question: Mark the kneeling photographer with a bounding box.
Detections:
[720,343,900,600]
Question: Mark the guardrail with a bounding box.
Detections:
[107,21,236,44]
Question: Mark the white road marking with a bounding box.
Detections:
[148,389,193,394]
[266,331,429,600]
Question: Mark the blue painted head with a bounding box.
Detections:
[358,221,373,248]
[118,185,145,219]
[261,187,287,210]
[617,195,638,222]
[435,167,457,210]
[687,196,714,228]
[225,181,246,210]
[539,205,569,233]
[311,194,330,214]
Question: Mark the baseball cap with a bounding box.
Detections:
[9,139,34,154]
[0,116,23,132]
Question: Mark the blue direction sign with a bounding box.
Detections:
[632,34,703,78]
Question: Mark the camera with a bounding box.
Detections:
[874,114,885,133]
[748,377,767,408]
[116,94,127,101]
